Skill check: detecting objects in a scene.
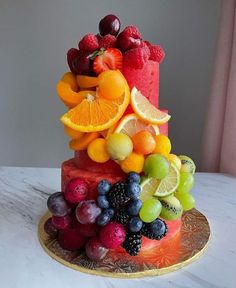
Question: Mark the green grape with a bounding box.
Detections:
[177,172,194,193]
[175,192,195,211]
[143,154,170,179]
[139,198,162,223]
[106,133,133,161]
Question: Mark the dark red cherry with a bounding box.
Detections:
[99,15,121,36]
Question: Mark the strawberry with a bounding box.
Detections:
[99,34,116,49]
[123,46,150,69]
[149,45,165,63]
[79,33,99,52]
[93,48,122,75]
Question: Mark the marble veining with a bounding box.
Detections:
[0,167,236,288]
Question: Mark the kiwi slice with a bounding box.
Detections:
[160,195,183,220]
[179,155,196,174]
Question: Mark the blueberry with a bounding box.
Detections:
[129,217,143,233]
[104,208,115,218]
[96,213,110,226]
[97,196,109,209]
[126,172,141,184]
[127,199,142,216]
[126,182,141,199]
[97,180,111,195]
[151,219,167,237]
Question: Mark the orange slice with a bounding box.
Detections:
[57,72,89,108]
[76,75,98,89]
[131,87,171,125]
[69,132,100,150]
[61,85,130,132]
[114,114,159,137]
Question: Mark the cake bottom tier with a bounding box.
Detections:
[61,157,182,252]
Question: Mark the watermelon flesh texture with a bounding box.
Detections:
[122,60,159,107]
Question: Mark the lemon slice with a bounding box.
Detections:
[114,114,159,137]
[131,87,171,125]
[140,164,180,201]
[179,155,196,174]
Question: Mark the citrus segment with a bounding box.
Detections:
[114,114,159,137]
[69,132,100,150]
[131,87,171,124]
[140,164,179,200]
[61,85,130,132]
[57,72,86,108]
[154,164,180,197]
[140,178,159,202]
[64,126,84,139]
[168,154,181,170]
[76,75,98,88]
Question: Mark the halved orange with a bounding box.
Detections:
[131,87,171,125]
[76,75,98,89]
[114,113,160,137]
[57,72,89,108]
[69,132,100,150]
[61,85,130,132]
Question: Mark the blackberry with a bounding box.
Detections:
[114,208,130,225]
[141,219,168,240]
[107,182,130,209]
[122,232,142,256]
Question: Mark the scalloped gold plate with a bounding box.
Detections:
[38,208,210,278]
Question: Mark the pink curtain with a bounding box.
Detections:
[201,0,236,176]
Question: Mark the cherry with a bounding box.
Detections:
[99,15,120,36]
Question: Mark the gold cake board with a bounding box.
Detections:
[38,208,210,278]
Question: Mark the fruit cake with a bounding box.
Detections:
[44,14,196,260]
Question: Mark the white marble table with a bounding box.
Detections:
[0,167,236,288]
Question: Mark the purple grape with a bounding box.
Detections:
[47,192,71,217]
[99,15,120,36]
[86,237,108,260]
[76,200,101,224]
[44,218,58,237]
[73,51,94,76]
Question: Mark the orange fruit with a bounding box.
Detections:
[76,75,98,89]
[119,152,144,174]
[97,70,126,100]
[57,72,88,108]
[131,87,171,125]
[114,114,159,137]
[61,85,130,132]
[87,138,110,163]
[132,131,156,155]
[64,126,84,139]
[69,132,100,150]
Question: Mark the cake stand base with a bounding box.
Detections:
[38,208,210,278]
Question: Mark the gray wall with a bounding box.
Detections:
[0,0,221,168]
